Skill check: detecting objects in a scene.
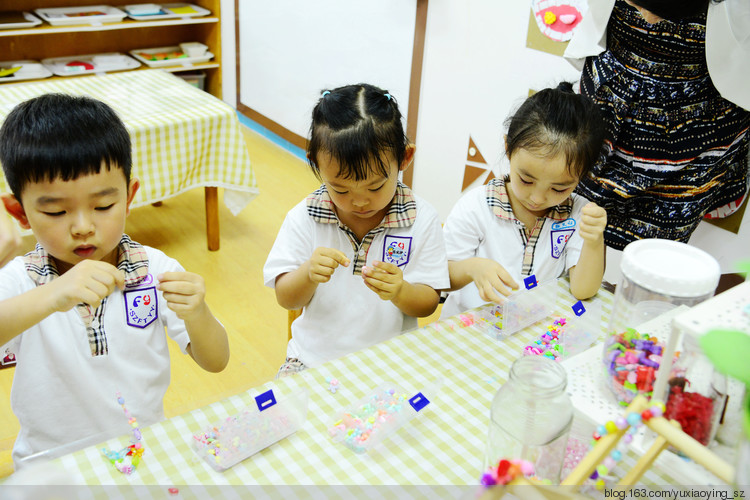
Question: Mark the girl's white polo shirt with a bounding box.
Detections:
[264,184,449,367]
[441,178,587,318]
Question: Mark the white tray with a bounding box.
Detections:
[125,3,211,20]
[41,53,140,77]
[130,46,213,68]
[34,5,126,26]
[0,60,53,83]
[0,11,43,29]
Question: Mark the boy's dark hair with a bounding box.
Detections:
[504,82,604,180]
[630,0,720,21]
[307,83,408,181]
[0,93,131,202]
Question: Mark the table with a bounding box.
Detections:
[0,69,258,251]
[2,279,693,493]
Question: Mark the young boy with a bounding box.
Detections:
[0,94,229,466]
[263,84,449,375]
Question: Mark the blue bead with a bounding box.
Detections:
[597,425,607,436]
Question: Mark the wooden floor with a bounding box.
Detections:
[0,125,442,477]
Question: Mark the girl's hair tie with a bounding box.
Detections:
[384,93,392,101]
[321,90,331,97]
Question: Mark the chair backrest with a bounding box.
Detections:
[287,309,302,341]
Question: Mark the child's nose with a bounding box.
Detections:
[71,213,95,236]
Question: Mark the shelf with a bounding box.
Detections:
[0,16,218,37]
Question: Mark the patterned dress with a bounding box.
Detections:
[575,0,750,250]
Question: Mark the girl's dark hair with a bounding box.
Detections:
[307,83,408,181]
[504,82,604,180]
[0,93,131,201]
[630,0,719,21]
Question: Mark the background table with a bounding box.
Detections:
[7,279,694,491]
[0,69,258,250]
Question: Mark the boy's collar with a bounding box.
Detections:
[22,234,149,357]
[305,181,417,229]
[486,177,573,222]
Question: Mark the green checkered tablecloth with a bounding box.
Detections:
[14,280,680,489]
[0,70,257,215]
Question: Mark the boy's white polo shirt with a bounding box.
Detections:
[441,178,587,318]
[264,183,449,367]
[0,246,190,466]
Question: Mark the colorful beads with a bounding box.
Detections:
[524,317,567,361]
[480,458,535,486]
[329,387,408,453]
[586,401,665,485]
[101,392,145,475]
[603,329,668,405]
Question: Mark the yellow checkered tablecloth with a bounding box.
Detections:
[0,69,257,215]
[5,280,687,491]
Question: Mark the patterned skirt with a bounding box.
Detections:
[575,1,750,250]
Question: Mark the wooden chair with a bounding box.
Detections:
[287,309,302,341]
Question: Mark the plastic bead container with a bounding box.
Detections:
[475,277,559,339]
[192,388,309,471]
[608,239,720,334]
[329,381,440,454]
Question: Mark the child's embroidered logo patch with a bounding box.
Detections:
[550,218,576,259]
[383,236,412,267]
[124,286,158,328]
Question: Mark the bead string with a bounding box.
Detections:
[586,400,666,489]
[524,317,566,361]
[100,392,145,475]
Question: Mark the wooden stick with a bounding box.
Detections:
[644,416,735,484]
[561,396,648,486]
[617,420,678,485]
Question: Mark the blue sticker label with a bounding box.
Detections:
[383,236,412,267]
[255,389,277,412]
[572,300,586,316]
[550,219,576,259]
[124,286,158,328]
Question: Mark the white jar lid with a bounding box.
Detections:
[620,239,720,298]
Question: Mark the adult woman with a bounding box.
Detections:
[564,0,750,249]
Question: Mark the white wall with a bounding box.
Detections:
[234,1,416,138]
[226,0,749,273]
[412,1,580,221]
[220,0,236,107]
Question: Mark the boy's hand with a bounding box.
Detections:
[52,260,125,312]
[157,272,209,321]
[307,247,350,283]
[362,261,404,301]
[466,258,518,303]
[579,202,607,244]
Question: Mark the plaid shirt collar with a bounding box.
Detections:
[485,177,573,222]
[23,234,149,356]
[305,181,417,229]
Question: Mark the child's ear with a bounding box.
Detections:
[125,178,140,216]
[1,194,30,230]
[399,144,416,172]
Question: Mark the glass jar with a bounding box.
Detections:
[664,331,727,447]
[608,239,720,334]
[485,356,573,483]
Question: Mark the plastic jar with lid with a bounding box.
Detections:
[603,240,719,405]
[484,356,573,483]
[608,239,720,334]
